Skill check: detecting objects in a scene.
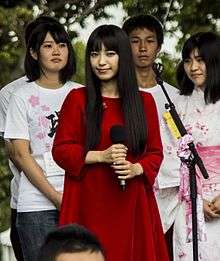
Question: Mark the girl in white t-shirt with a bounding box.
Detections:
[4,20,82,261]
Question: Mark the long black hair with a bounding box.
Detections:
[85,24,147,155]
[177,32,220,104]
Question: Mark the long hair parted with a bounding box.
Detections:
[178,31,220,104]
[85,24,147,155]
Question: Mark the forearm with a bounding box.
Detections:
[14,152,60,206]
[5,140,22,172]
[85,150,102,164]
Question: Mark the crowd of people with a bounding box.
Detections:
[0,13,219,261]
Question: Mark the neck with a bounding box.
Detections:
[101,79,119,98]
[136,66,157,89]
[36,73,63,89]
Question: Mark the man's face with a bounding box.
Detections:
[55,251,105,261]
[129,27,161,69]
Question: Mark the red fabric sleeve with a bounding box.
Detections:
[138,92,163,186]
[52,89,86,177]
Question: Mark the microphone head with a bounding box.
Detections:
[152,62,163,76]
[110,125,126,144]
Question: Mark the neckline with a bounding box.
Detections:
[102,95,121,100]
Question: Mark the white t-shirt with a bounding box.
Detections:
[4,81,82,212]
[139,82,179,122]
[0,76,28,209]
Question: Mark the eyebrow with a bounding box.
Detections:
[43,40,55,44]
[130,35,156,39]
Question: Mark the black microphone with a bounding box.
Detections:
[152,62,164,85]
[110,125,126,191]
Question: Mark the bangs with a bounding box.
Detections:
[88,32,119,53]
[182,41,196,60]
[182,33,203,60]
[50,29,69,43]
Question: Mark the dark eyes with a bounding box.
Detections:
[184,57,204,64]
[42,43,67,48]
[130,39,156,44]
[90,51,117,57]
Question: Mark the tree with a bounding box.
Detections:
[122,0,220,50]
[74,41,86,85]
[0,138,11,232]
[0,0,122,87]
[0,6,33,85]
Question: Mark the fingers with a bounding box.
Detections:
[110,145,127,162]
[111,160,135,179]
[102,144,127,163]
[204,201,220,221]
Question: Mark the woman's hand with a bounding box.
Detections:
[111,160,143,180]
[211,195,220,215]
[203,199,220,221]
[100,144,128,163]
[52,191,63,210]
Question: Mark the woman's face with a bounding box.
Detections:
[90,44,119,82]
[32,32,69,75]
[183,48,206,89]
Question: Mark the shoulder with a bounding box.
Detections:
[0,76,28,97]
[139,91,155,104]
[63,87,86,107]
[163,82,179,96]
[64,81,85,90]
[12,81,36,98]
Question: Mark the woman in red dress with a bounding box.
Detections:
[52,24,169,261]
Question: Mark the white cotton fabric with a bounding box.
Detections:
[139,82,179,122]
[4,81,82,212]
[0,76,28,209]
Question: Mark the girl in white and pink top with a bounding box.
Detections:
[156,32,220,261]
[4,20,82,261]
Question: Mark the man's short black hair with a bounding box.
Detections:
[38,224,105,261]
[122,14,164,47]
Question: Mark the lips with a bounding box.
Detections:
[51,58,62,62]
[138,55,149,59]
[97,68,110,73]
[191,74,203,78]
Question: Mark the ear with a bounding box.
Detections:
[157,45,161,53]
[30,48,38,60]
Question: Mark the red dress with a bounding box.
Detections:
[52,88,169,261]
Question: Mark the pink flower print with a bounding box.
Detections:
[41,105,50,112]
[195,122,208,134]
[28,95,39,107]
[36,132,46,140]
[178,251,187,258]
[185,124,192,134]
[38,116,49,128]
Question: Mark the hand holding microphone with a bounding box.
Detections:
[110,125,127,191]
[110,125,143,191]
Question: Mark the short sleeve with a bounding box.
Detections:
[4,93,30,140]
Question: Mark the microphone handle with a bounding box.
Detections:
[120,179,126,191]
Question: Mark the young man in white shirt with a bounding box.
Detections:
[122,14,178,122]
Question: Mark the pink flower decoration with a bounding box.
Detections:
[38,116,49,128]
[28,95,39,107]
[36,132,46,140]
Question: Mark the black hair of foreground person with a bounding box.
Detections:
[38,224,105,261]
